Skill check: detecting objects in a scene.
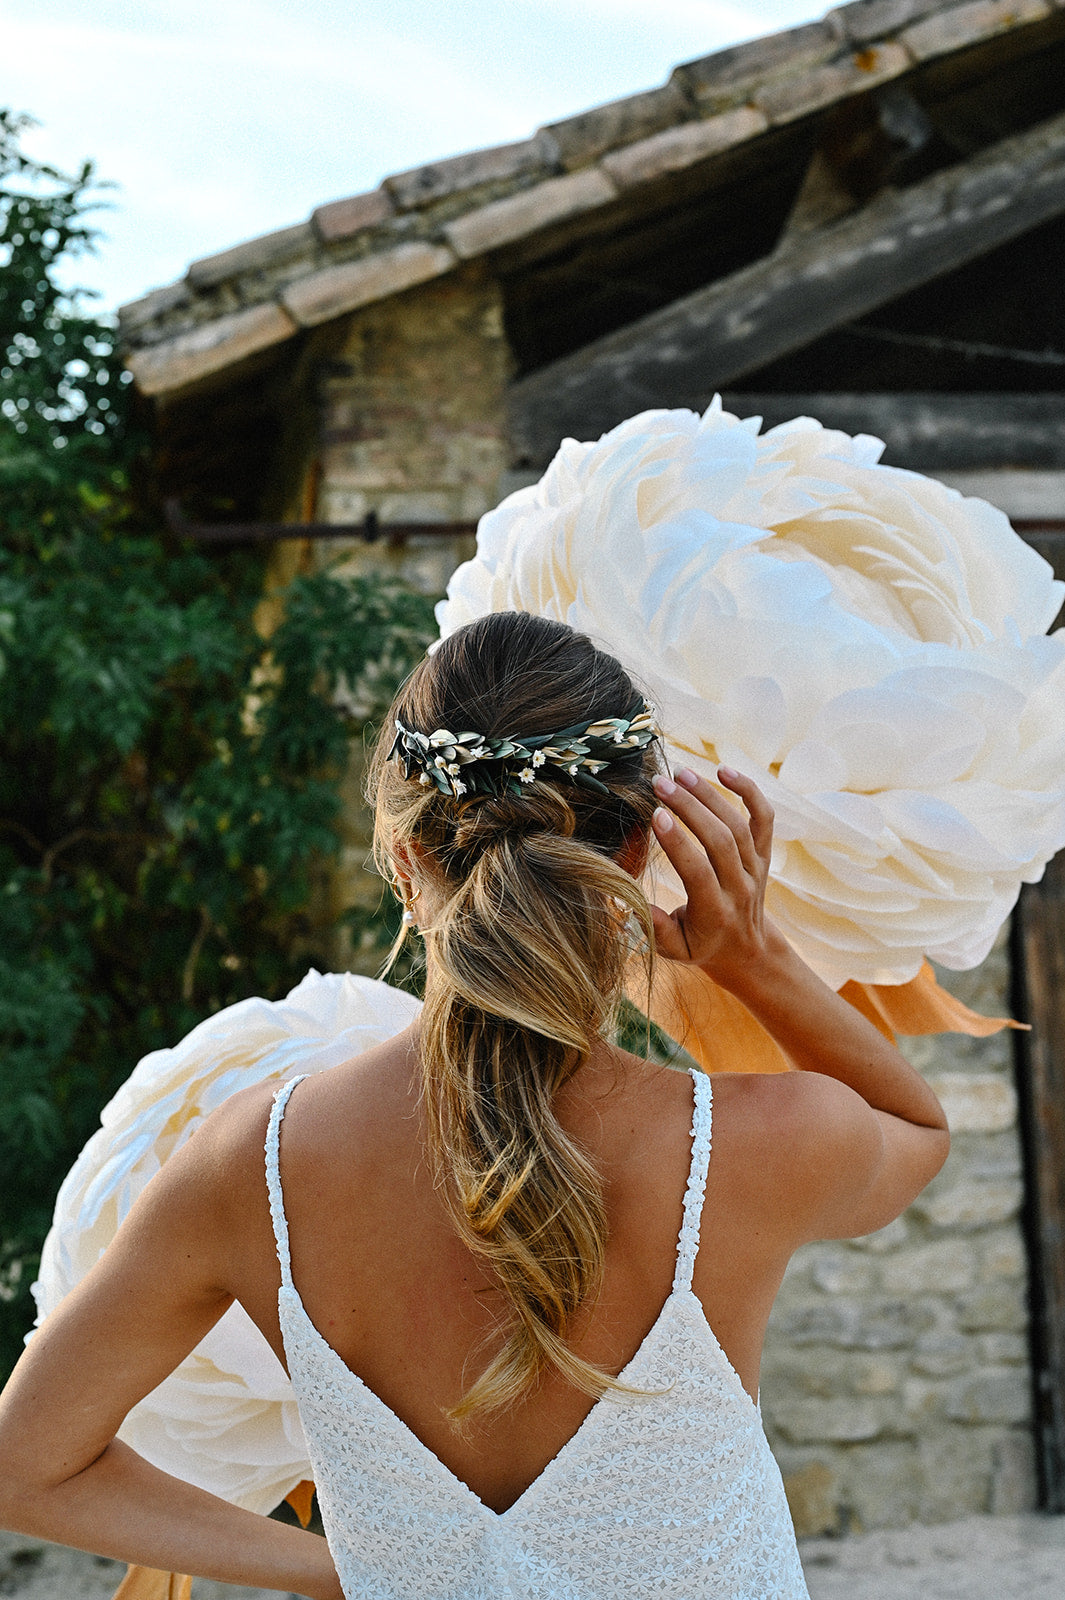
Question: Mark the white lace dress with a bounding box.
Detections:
[266,1069,810,1600]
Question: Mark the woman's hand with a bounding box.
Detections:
[649,762,950,1241]
[649,765,778,989]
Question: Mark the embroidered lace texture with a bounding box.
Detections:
[266,1070,810,1600]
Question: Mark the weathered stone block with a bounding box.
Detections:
[990,1430,1038,1513]
[761,1353,838,1400]
[282,242,456,327]
[126,302,297,396]
[844,1439,925,1527]
[754,42,910,124]
[910,1331,973,1377]
[900,0,1052,60]
[957,1281,1028,1332]
[902,1375,946,1422]
[186,222,316,290]
[118,279,191,334]
[944,1367,1031,1425]
[312,190,394,243]
[773,1396,886,1443]
[375,490,455,523]
[319,487,368,523]
[881,1238,976,1294]
[444,168,617,259]
[830,0,945,45]
[981,1228,1026,1280]
[672,21,845,114]
[384,135,557,210]
[600,108,768,190]
[913,1176,1023,1230]
[774,1296,929,1348]
[926,1071,1017,1132]
[783,1460,840,1536]
[979,1331,1028,1364]
[915,1428,995,1519]
[541,81,690,171]
[810,1246,876,1295]
[853,1356,902,1394]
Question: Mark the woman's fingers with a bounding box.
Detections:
[717,766,775,866]
[651,799,724,893]
[650,765,775,972]
[654,768,761,883]
[650,797,735,954]
[649,900,692,964]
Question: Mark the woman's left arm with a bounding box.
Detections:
[0,1093,342,1600]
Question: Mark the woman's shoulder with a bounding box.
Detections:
[708,1068,890,1245]
[710,1066,882,1173]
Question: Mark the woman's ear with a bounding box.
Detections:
[389,837,430,872]
[391,839,415,874]
[616,825,650,880]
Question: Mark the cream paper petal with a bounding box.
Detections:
[32,971,421,1514]
[438,400,1065,988]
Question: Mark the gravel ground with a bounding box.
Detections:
[3,1515,1065,1598]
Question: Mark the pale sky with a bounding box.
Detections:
[2,0,829,313]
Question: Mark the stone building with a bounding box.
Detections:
[120,0,1065,1534]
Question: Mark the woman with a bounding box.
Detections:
[0,612,949,1598]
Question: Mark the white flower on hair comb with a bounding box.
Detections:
[388,696,657,800]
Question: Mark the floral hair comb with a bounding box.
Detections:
[388,694,657,799]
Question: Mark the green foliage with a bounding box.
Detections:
[0,111,436,1376]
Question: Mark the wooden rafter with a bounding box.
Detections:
[509,109,1065,466]
[717,394,1065,471]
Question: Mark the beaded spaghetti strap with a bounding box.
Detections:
[265,1074,306,1292]
[673,1069,713,1294]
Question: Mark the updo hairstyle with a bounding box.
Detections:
[370,612,659,1420]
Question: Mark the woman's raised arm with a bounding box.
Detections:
[650,765,950,1241]
[0,1088,342,1600]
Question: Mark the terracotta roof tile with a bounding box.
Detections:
[443,167,618,259]
[313,189,395,243]
[754,41,911,124]
[831,0,948,45]
[117,280,192,335]
[186,222,316,291]
[127,303,297,395]
[672,19,845,114]
[600,107,769,189]
[540,80,692,171]
[281,240,456,327]
[384,134,559,209]
[900,0,1053,59]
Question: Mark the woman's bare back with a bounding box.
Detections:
[213,1027,803,1514]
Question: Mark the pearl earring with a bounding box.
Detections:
[401,884,422,927]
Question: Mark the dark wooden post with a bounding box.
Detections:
[1013,525,1065,1510]
[1015,857,1065,1511]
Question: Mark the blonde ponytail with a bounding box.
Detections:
[370,614,659,1419]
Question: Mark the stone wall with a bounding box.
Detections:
[303,263,511,967]
[763,928,1035,1534]
[314,259,508,581]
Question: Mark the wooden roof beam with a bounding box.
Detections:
[717,392,1065,470]
[508,107,1065,466]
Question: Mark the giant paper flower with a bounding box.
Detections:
[438,400,1065,988]
[33,971,421,1515]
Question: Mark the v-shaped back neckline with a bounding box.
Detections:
[279,1275,711,1519]
[265,1065,716,1519]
